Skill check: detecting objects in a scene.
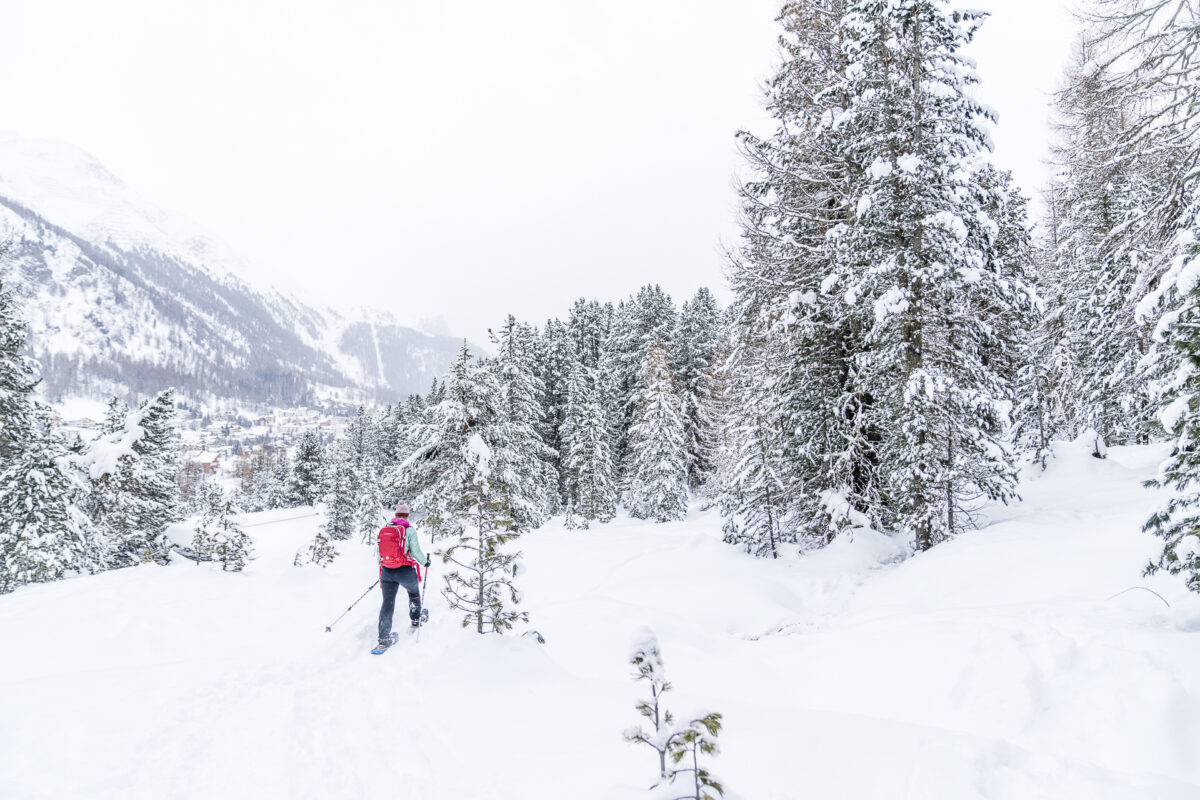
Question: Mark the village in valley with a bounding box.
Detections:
[51,396,360,499]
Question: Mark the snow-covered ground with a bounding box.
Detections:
[2,440,1198,799]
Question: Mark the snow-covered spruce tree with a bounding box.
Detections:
[290,430,323,506]
[0,276,37,463]
[1143,218,1200,592]
[716,347,790,558]
[263,452,294,510]
[561,363,618,527]
[728,0,884,546]
[604,286,678,474]
[623,339,690,522]
[568,297,613,370]
[191,481,254,572]
[320,442,357,541]
[1017,188,1074,465]
[397,343,544,540]
[83,390,180,568]
[490,315,556,529]
[395,345,480,541]
[623,630,725,799]
[835,1,1033,550]
[537,318,577,506]
[344,406,388,543]
[0,406,86,593]
[674,288,724,488]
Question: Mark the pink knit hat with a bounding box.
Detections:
[394,500,411,516]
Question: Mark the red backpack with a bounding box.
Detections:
[378,520,420,575]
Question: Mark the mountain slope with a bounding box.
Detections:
[0,132,462,404]
[0,440,1197,799]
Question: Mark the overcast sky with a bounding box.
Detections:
[6,0,1076,344]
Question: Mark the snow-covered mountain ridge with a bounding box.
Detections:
[0,132,463,405]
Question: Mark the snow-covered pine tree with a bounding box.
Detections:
[395,345,481,541]
[490,315,556,529]
[561,363,617,527]
[624,631,676,781]
[299,526,338,568]
[623,630,725,799]
[263,452,294,510]
[1144,250,1200,592]
[191,481,254,572]
[290,430,323,507]
[673,288,724,488]
[623,339,689,522]
[666,713,725,800]
[729,0,882,545]
[716,347,790,558]
[102,397,131,435]
[0,406,86,593]
[604,286,678,474]
[320,442,357,541]
[341,407,388,543]
[836,0,1032,550]
[87,390,180,567]
[440,432,536,636]
[568,297,613,369]
[0,277,38,464]
[537,318,576,506]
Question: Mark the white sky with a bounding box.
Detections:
[5,0,1076,344]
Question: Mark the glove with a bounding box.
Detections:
[425,556,432,568]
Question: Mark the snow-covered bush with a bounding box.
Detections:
[191,481,254,572]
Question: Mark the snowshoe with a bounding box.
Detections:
[370,632,400,655]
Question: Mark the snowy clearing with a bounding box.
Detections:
[2,440,1198,800]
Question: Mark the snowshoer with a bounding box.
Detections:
[376,501,431,648]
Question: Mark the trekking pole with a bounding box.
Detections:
[416,561,432,643]
[324,580,380,632]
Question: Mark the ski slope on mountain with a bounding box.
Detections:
[2,440,1199,800]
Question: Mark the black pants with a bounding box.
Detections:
[378,566,420,641]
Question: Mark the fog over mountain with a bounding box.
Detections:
[0,133,465,407]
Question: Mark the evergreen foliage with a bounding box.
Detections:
[623,630,725,799]
[1144,228,1200,593]
[320,443,358,542]
[191,481,254,572]
[674,289,724,488]
[604,286,678,473]
[0,277,38,463]
[561,364,618,527]
[0,406,86,593]
[83,390,180,568]
[290,430,324,507]
[490,315,556,529]
[623,340,689,523]
[439,433,535,636]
